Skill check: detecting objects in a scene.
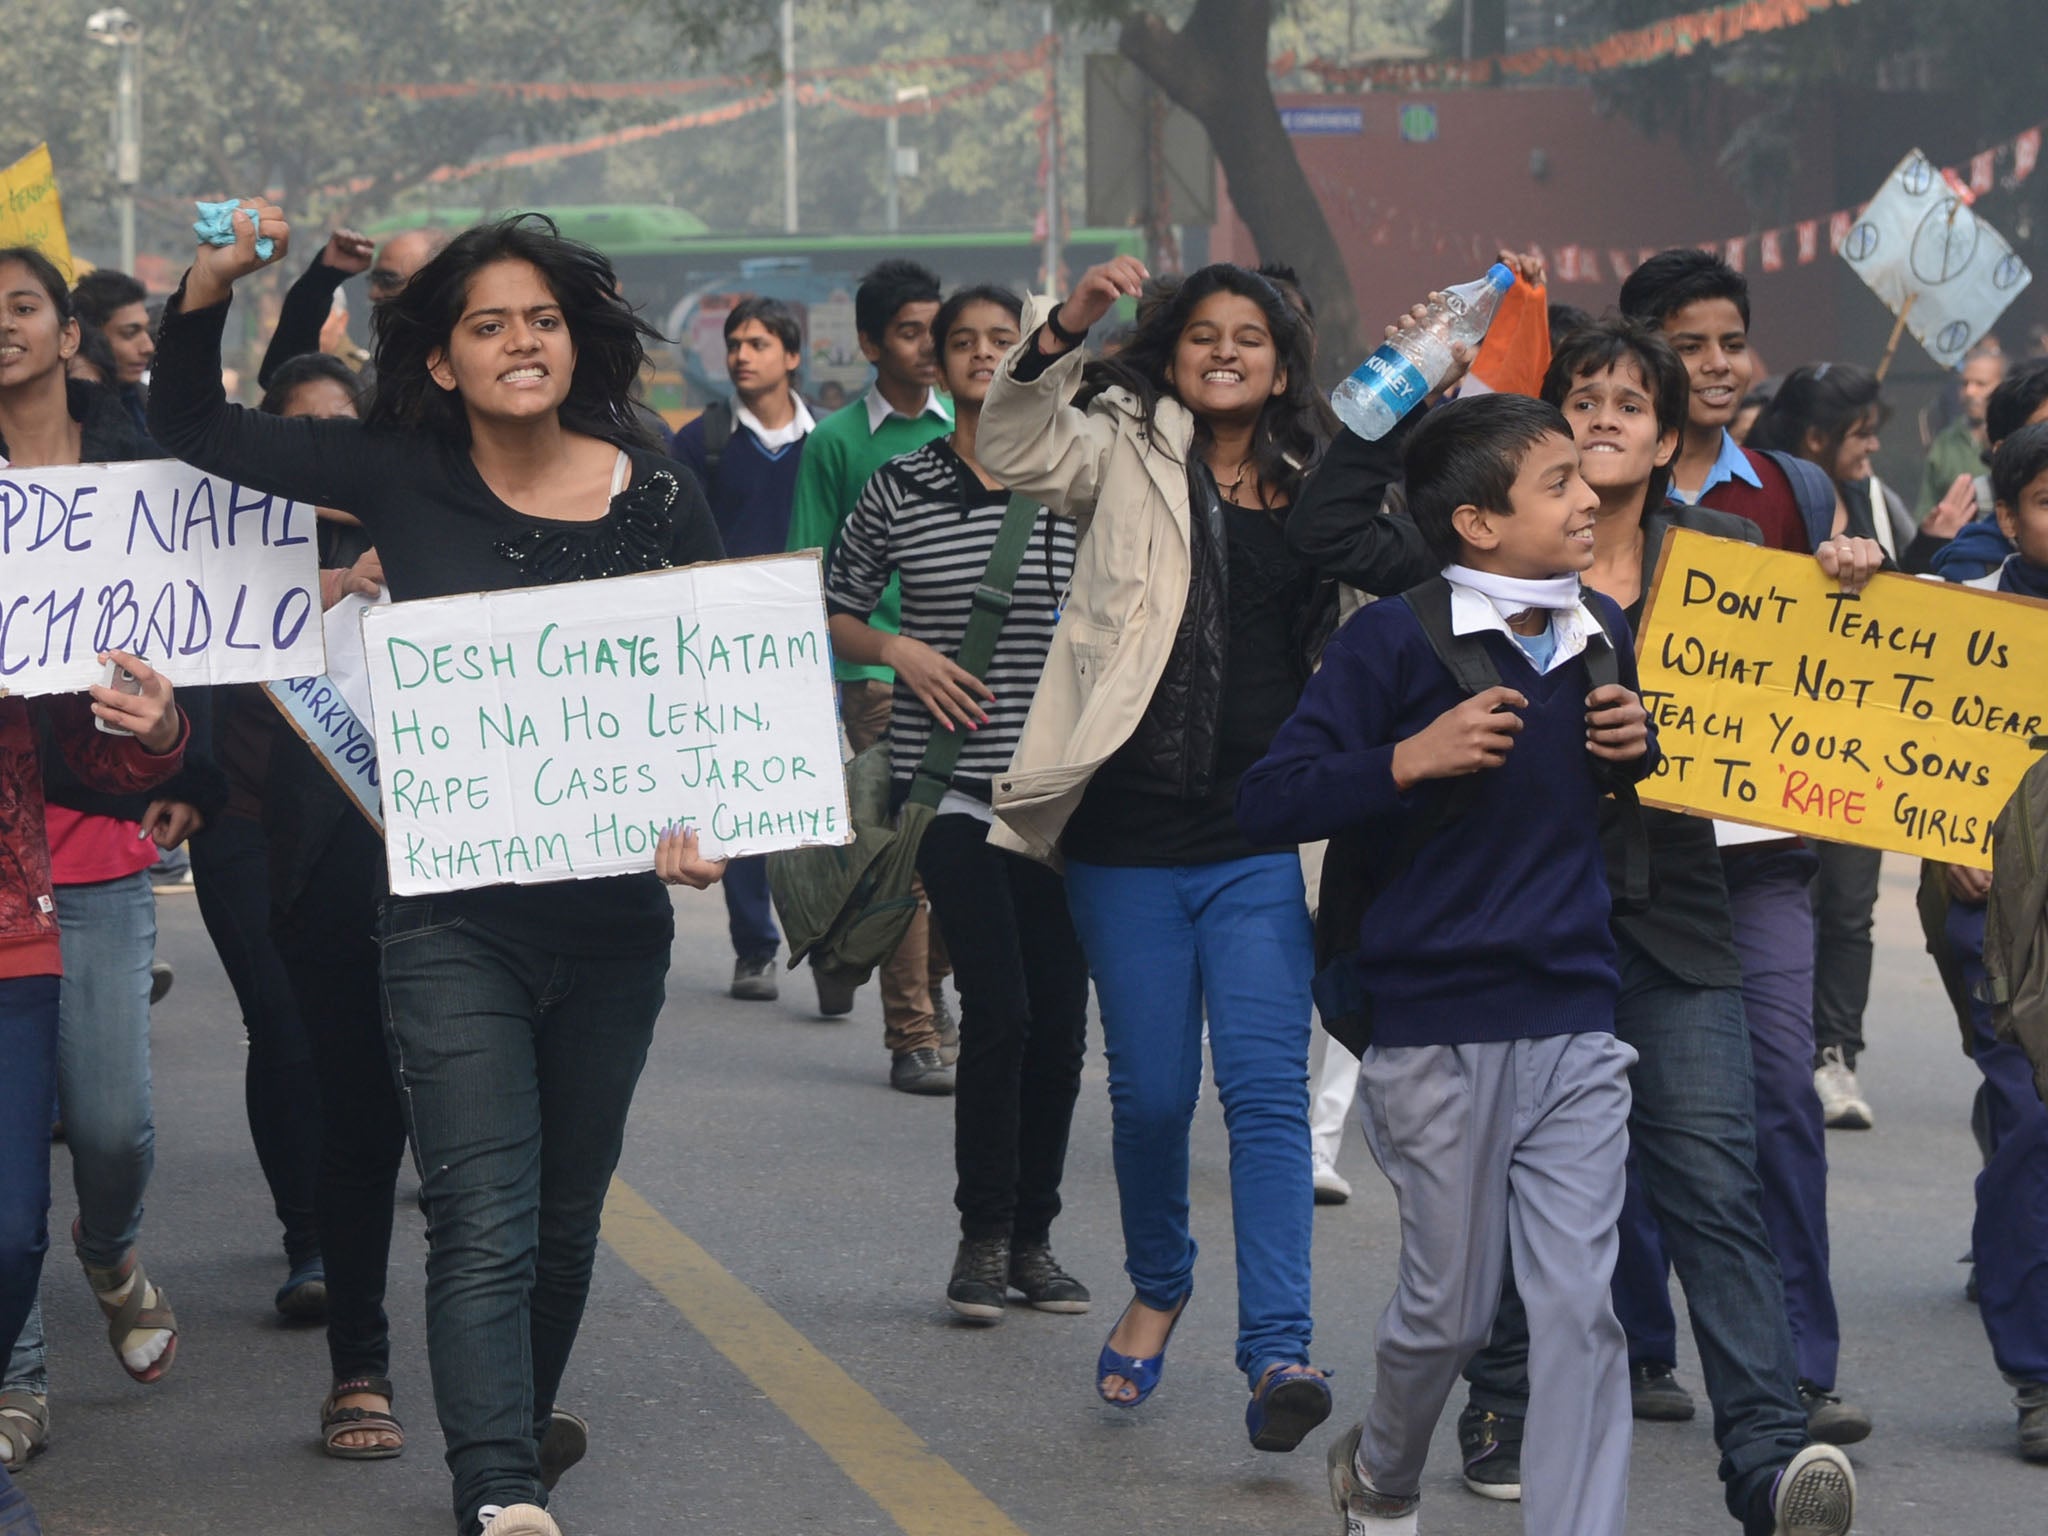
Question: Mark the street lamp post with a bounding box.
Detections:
[88,7,143,274]
[885,86,928,234]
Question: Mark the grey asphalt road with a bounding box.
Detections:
[11,854,2044,1535]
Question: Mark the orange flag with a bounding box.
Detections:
[1465,275,1552,399]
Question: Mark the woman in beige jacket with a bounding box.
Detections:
[976,258,1339,1453]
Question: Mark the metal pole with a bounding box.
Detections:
[1041,5,1059,295]
[885,113,900,232]
[780,0,798,233]
[1461,0,1475,61]
[115,31,141,271]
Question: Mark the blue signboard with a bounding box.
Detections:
[1280,106,1364,137]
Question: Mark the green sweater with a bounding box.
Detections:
[787,392,954,682]
[1918,416,1990,520]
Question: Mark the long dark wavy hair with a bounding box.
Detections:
[366,214,662,449]
[1077,263,1334,510]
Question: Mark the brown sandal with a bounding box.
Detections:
[0,1390,49,1469]
[320,1376,405,1461]
[80,1242,178,1385]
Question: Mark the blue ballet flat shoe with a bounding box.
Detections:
[1245,1362,1333,1452]
[1095,1293,1190,1408]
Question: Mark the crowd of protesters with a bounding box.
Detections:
[2,186,2047,1536]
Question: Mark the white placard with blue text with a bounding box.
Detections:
[263,591,386,830]
[360,554,851,896]
[0,459,323,695]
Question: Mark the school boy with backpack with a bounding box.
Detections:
[1619,249,1881,1446]
[672,296,815,1002]
[1238,393,1658,1536]
[1921,421,2048,1463]
[1281,326,1858,1534]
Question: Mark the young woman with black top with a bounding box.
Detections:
[824,285,1090,1326]
[148,203,725,1536]
[975,260,1338,1452]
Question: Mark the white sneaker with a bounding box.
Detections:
[1770,1443,1855,1535]
[477,1506,563,1536]
[1314,1166,1353,1205]
[1813,1047,1873,1130]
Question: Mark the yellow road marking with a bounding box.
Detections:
[602,1177,1029,1536]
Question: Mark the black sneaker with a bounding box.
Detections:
[1456,1404,1522,1501]
[813,962,858,1019]
[149,960,175,1006]
[1766,1444,1856,1536]
[2015,1379,2048,1462]
[1631,1360,1697,1422]
[1008,1243,1091,1313]
[1797,1380,1871,1446]
[933,993,960,1067]
[890,1048,955,1096]
[947,1236,1009,1324]
[731,955,779,1002]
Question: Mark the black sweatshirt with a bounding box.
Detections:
[149,289,727,956]
[256,256,350,391]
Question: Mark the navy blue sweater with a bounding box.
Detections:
[1236,591,1657,1048]
[670,411,807,559]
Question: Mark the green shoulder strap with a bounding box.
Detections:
[905,495,1045,810]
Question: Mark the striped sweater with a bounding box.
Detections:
[824,439,1075,801]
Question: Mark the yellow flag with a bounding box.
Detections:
[0,144,75,279]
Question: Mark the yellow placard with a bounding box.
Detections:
[0,144,74,278]
[1635,528,2048,869]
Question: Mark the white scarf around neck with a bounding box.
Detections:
[1442,564,1584,622]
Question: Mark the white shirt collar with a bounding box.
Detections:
[735,395,814,451]
[1445,582,1602,675]
[864,385,952,436]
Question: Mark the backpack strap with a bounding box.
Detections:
[905,496,1044,811]
[1758,448,1839,554]
[700,399,734,500]
[1581,597,1652,915]
[1401,574,1503,695]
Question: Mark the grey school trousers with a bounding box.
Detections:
[1356,1031,1636,1536]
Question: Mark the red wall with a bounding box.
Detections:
[1211,87,1842,374]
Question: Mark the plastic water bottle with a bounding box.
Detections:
[1331,263,1517,440]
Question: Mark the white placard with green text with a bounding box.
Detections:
[360,555,850,895]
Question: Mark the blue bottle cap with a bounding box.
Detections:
[1485,262,1517,293]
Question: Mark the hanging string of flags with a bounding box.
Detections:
[318,42,1053,202]
[355,41,1050,115]
[1541,123,2042,286]
[1283,0,1863,90]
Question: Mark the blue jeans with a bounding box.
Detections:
[378,899,670,1535]
[1945,899,2048,1382]
[0,1460,41,1535]
[1619,848,1839,1390]
[0,978,60,1374]
[1474,935,1807,1529]
[6,873,158,1396]
[722,855,779,963]
[1064,854,1316,1383]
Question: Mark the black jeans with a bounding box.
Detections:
[916,814,1089,1246]
[377,899,669,1534]
[190,812,323,1268]
[273,813,407,1385]
[1809,839,1882,1066]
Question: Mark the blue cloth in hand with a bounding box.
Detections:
[191,200,274,262]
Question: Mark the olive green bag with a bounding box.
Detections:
[768,495,1044,984]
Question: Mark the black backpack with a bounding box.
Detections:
[695,398,735,501]
[1312,575,1651,1058]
